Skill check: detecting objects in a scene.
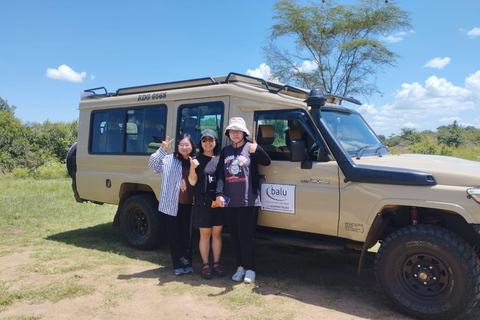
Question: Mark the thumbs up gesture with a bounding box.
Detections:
[190,156,199,169]
[248,138,258,153]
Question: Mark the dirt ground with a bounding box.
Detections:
[1,236,479,320]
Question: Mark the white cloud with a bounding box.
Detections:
[402,122,419,129]
[465,70,480,101]
[467,27,480,38]
[367,73,478,135]
[46,64,86,83]
[246,63,278,81]
[359,103,378,115]
[297,60,318,73]
[90,74,95,81]
[423,57,451,70]
[439,117,461,123]
[380,31,409,43]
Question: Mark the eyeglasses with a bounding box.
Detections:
[178,144,191,148]
[201,138,214,143]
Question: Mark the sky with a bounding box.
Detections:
[1,0,480,137]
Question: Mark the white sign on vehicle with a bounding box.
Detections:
[261,183,296,214]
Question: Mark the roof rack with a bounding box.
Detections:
[324,93,361,105]
[224,72,272,92]
[273,85,309,99]
[81,72,361,104]
[83,87,110,95]
[116,77,218,96]
[81,87,112,100]
[224,72,310,99]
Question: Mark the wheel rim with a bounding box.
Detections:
[128,208,148,239]
[402,253,450,296]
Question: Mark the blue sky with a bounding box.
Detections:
[1,0,479,137]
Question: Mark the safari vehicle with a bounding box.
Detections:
[67,72,480,320]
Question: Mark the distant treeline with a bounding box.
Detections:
[0,97,77,175]
[1,96,479,176]
[379,123,480,161]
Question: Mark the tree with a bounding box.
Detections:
[437,120,464,148]
[0,97,16,114]
[264,0,411,98]
[0,110,39,172]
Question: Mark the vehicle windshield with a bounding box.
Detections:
[319,109,386,158]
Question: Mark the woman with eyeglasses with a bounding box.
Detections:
[148,133,196,276]
[188,129,225,279]
[215,117,271,284]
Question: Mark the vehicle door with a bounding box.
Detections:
[254,110,340,237]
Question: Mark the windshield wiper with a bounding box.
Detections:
[374,145,387,157]
[355,145,370,160]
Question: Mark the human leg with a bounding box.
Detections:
[211,225,225,276]
[225,207,242,268]
[178,204,193,270]
[236,207,258,271]
[164,213,185,273]
[199,228,212,264]
[211,225,223,263]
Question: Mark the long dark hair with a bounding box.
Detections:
[174,134,196,163]
[198,137,220,156]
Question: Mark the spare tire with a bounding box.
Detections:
[66,142,77,179]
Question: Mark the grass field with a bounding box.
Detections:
[1,177,479,320]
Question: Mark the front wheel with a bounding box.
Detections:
[120,194,165,250]
[375,225,480,320]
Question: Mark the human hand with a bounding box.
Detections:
[161,136,174,151]
[190,157,199,169]
[215,195,225,208]
[248,138,258,153]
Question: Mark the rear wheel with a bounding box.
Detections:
[120,194,164,249]
[375,225,480,320]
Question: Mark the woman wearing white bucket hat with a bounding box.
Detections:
[215,117,271,284]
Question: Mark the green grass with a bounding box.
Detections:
[1,176,480,320]
[0,177,159,313]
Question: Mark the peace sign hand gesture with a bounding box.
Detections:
[248,138,258,153]
[161,136,174,151]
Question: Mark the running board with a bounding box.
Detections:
[255,232,346,250]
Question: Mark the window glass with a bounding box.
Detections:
[90,105,166,154]
[178,102,224,146]
[255,110,317,161]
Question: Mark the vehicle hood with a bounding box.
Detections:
[354,154,480,187]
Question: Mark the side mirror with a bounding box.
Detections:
[290,140,305,162]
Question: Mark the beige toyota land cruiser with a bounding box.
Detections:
[67,72,480,320]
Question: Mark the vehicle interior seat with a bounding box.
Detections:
[257,125,289,160]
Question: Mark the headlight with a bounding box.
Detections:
[467,188,480,204]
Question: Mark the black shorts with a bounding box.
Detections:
[193,194,224,228]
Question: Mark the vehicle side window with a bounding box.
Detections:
[90,104,167,154]
[177,102,224,147]
[255,111,316,161]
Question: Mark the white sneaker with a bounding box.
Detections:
[244,270,256,284]
[232,266,246,282]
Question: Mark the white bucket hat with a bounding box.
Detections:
[224,117,250,137]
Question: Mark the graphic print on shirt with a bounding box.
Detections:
[225,155,248,183]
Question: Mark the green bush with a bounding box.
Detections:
[32,162,68,180]
[12,167,30,179]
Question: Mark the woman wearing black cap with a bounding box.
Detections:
[188,129,225,279]
[215,117,271,284]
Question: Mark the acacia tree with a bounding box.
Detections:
[265,0,411,98]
